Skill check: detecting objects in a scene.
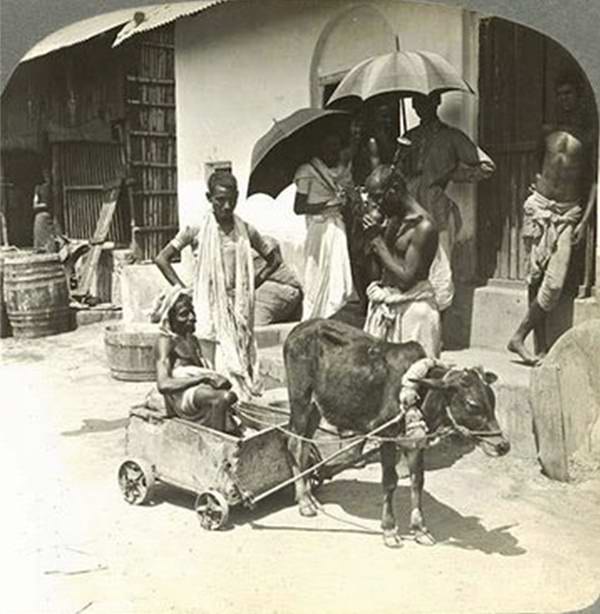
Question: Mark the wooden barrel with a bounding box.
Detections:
[3,252,72,338]
[104,323,159,381]
[0,248,17,338]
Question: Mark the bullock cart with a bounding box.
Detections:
[118,400,450,530]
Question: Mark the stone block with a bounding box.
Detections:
[469,281,532,351]
[255,322,297,348]
[120,262,188,322]
[573,296,600,326]
[76,305,122,327]
[530,319,600,480]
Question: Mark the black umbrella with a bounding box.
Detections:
[248,108,350,198]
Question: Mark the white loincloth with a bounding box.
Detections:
[363,280,441,357]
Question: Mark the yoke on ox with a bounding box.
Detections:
[283,319,510,547]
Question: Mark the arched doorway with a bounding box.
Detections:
[310,5,396,108]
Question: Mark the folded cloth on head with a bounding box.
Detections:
[150,286,192,338]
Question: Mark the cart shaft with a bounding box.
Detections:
[249,414,402,505]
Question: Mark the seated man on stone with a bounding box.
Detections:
[151,286,240,434]
[361,165,441,357]
[253,236,303,325]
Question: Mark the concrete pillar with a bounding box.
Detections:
[596,139,600,290]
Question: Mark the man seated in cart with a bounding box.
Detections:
[151,286,242,435]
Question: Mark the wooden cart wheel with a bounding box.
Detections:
[118,459,155,505]
[195,490,230,530]
[307,443,324,492]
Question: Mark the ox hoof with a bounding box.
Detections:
[411,528,436,546]
[299,502,317,517]
[382,529,403,549]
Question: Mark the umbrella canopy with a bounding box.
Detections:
[327,50,474,108]
[248,108,350,198]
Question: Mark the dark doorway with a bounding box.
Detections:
[0,150,43,247]
[477,17,597,293]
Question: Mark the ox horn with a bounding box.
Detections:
[408,377,448,390]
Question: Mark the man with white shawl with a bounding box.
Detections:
[361,165,441,358]
[155,171,281,400]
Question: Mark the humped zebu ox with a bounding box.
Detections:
[283,319,510,547]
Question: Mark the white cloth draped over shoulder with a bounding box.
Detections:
[427,243,454,312]
[363,280,441,358]
[294,157,355,319]
[192,212,261,399]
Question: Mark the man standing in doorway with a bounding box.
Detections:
[401,92,495,308]
[33,165,65,255]
[361,165,441,357]
[508,73,597,365]
[155,170,281,399]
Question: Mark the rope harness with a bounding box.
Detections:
[235,358,502,454]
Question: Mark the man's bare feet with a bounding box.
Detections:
[507,336,541,366]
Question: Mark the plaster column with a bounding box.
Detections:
[596,139,600,291]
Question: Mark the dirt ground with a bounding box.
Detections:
[2,322,600,614]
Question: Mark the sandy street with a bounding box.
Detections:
[2,322,600,614]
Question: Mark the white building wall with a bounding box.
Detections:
[174,0,478,280]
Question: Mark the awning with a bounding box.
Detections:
[112,0,229,47]
[19,1,231,64]
[20,6,157,64]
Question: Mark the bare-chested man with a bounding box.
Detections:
[361,165,441,357]
[152,287,240,434]
[508,73,597,365]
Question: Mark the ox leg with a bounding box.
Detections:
[406,449,435,546]
[288,403,321,517]
[380,442,401,548]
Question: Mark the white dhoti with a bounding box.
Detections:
[363,280,441,357]
[294,157,355,320]
[302,211,354,320]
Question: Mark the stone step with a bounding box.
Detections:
[258,343,536,459]
[444,280,576,353]
[255,322,297,349]
[76,304,122,327]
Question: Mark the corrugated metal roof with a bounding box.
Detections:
[112,1,229,47]
[20,5,157,63]
[19,1,231,63]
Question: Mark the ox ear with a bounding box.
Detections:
[482,370,498,385]
[409,377,448,390]
[474,365,498,385]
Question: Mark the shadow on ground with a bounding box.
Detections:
[320,479,525,555]
[244,478,525,556]
[62,418,129,436]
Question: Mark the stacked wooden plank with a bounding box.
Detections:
[125,25,178,262]
[55,142,128,244]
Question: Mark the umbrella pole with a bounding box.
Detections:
[394,35,408,139]
[400,98,407,135]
